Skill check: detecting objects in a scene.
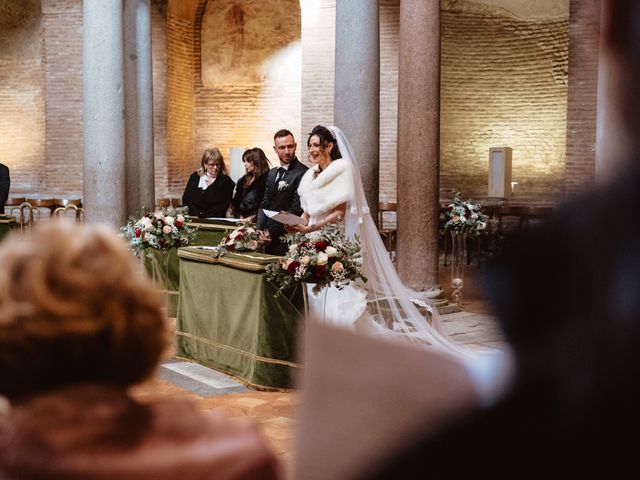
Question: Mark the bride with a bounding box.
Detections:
[289,125,470,356]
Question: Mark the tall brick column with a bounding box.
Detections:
[83,0,126,226]
[334,0,380,225]
[124,0,155,214]
[396,0,440,290]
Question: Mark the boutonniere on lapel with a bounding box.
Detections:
[277,180,290,191]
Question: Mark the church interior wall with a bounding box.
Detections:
[0,0,594,208]
[440,0,569,203]
[0,0,46,194]
[192,0,301,182]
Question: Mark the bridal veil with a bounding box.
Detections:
[328,125,471,357]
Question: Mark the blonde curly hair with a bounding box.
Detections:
[0,221,167,399]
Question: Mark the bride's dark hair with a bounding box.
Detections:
[308,125,341,160]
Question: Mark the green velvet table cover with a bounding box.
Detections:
[175,248,303,390]
[143,220,235,316]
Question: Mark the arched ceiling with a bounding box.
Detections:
[167,0,200,21]
[460,0,569,19]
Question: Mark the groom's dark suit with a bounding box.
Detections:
[257,157,308,255]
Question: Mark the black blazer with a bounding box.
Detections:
[0,163,9,211]
[232,173,267,220]
[182,172,235,218]
[257,157,308,255]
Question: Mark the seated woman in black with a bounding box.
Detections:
[182,148,235,218]
[232,148,270,221]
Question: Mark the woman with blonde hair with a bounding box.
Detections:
[0,222,282,480]
[182,147,236,218]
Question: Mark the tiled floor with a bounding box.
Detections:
[132,262,505,473]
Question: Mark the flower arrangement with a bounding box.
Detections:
[120,207,198,254]
[440,191,489,235]
[219,222,264,253]
[265,225,367,296]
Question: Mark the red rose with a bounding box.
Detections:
[158,240,165,248]
[235,233,244,241]
[135,228,142,238]
[175,220,183,228]
[316,264,326,278]
[315,240,328,251]
[227,244,235,252]
[287,261,300,274]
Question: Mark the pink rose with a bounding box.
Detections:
[162,225,172,234]
[331,261,344,273]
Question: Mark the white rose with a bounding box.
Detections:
[301,256,310,265]
[154,210,164,219]
[145,222,155,232]
[289,243,298,252]
[177,214,185,222]
[246,227,255,234]
[230,230,239,239]
[246,240,258,250]
[316,252,328,265]
[325,246,338,257]
[164,216,175,225]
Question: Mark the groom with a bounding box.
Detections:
[257,129,308,256]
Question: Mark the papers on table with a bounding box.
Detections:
[263,209,307,226]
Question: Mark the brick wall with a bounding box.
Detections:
[300,0,335,164]
[0,1,46,195]
[190,0,302,182]
[166,11,195,194]
[379,0,399,203]
[440,4,569,204]
[565,0,600,197]
[42,0,83,196]
[152,0,168,198]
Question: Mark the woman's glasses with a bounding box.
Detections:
[206,163,221,168]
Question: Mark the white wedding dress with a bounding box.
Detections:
[297,157,369,329]
[296,126,513,404]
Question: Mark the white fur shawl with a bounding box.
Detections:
[298,158,354,218]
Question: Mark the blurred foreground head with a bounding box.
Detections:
[0,221,167,400]
[605,0,640,146]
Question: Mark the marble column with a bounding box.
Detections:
[83,0,126,226]
[334,0,380,225]
[396,0,440,290]
[595,0,627,183]
[124,0,155,214]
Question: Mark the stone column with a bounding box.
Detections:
[124,0,155,214]
[83,0,126,226]
[334,0,380,225]
[396,0,440,290]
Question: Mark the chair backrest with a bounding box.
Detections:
[495,205,528,235]
[54,204,84,222]
[378,202,397,230]
[9,202,33,233]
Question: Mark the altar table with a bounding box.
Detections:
[144,218,238,316]
[175,247,303,390]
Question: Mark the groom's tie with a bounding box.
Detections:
[275,167,286,183]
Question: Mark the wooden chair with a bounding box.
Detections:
[53,204,85,222]
[495,205,528,236]
[524,206,553,231]
[378,202,397,256]
[9,202,34,233]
